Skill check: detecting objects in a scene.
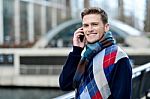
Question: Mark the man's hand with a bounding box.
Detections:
[73,27,86,48]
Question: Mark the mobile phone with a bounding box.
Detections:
[79,32,84,42]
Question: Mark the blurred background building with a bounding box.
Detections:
[0,0,150,48]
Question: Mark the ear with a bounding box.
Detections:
[104,23,110,32]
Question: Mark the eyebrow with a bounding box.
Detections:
[82,22,99,25]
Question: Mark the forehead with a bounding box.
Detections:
[82,14,102,24]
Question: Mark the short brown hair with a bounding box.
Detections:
[81,7,108,24]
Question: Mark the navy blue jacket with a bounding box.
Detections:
[59,46,132,99]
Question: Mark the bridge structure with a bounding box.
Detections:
[33,19,150,48]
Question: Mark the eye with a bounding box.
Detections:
[83,24,88,27]
[92,23,98,26]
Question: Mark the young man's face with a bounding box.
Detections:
[82,14,109,43]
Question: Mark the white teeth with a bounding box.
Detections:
[87,33,97,35]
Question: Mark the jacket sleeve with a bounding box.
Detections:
[109,57,132,99]
[59,46,83,91]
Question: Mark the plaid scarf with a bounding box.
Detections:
[73,31,115,88]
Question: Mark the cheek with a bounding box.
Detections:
[95,27,102,33]
[83,28,87,33]
[97,30,105,38]
[83,30,88,35]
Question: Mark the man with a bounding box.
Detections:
[59,7,132,99]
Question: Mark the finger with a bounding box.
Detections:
[74,27,84,34]
[74,32,84,38]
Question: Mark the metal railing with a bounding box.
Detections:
[20,65,62,75]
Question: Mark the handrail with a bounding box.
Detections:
[54,91,75,99]
[133,62,150,74]
[132,62,150,78]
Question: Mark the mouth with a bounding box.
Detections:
[87,33,97,36]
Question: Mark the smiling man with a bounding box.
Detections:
[59,7,132,99]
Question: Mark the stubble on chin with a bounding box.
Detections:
[87,39,99,44]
